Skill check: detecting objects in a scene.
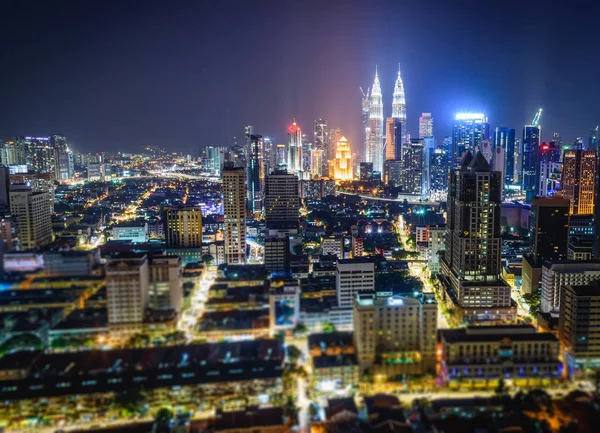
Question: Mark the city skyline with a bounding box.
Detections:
[1,1,600,152]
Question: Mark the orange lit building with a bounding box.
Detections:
[328,136,353,181]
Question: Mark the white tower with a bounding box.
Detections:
[368,67,384,175]
[392,64,407,145]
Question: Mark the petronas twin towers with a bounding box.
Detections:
[366,66,407,174]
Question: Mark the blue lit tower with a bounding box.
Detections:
[493,127,516,186]
[522,109,542,203]
[367,67,384,175]
[452,113,490,168]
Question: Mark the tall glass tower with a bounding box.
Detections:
[368,68,384,175]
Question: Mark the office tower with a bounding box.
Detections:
[538,158,562,198]
[367,68,384,175]
[529,197,569,262]
[275,144,286,168]
[429,148,448,192]
[204,146,224,175]
[589,126,599,151]
[309,148,323,177]
[0,140,25,166]
[560,280,600,371]
[493,127,516,186]
[0,166,10,215]
[452,113,489,167]
[522,124,541,202]
[246,134,264,216]
[402,139,424,196]
[392,65,407,145]
[361,87,370,162]
[354,292,438,376]
[163,206,203,248]
[439,325,560,388]
[328,136,353,181]
[51,134,73,181]
[541,261,600,314]
[265,169,299,234]
[264,236,290,273]
[9,184,52,250]
[359,162,374,181]
[385,117,402,161]
[427,225,445,273]
[19,136,55,173]
[441,152,512,323]
[567,214,595,260]
[336,258,375,308]
[314,119,328,175]
[106,253,149,325]
[287,120,302,175]
[222,162,246,264]
[301,134,312,174]
[513,138,522,184]
[562,149,597,215]
[262,137,275,177]
[419,113,433,139]
[148,254,183,314]
[383,160,403,187]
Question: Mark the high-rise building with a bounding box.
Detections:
[51,134,74,181]
[287,120,303,175]
[354,292,438,376]
[106,253,149,325]
[246,134,264,216]
[492,146,505,192]
[314,119,328,175]
[493,127,516,186]
[11,172,56,214]
[264,236,290,273]
[148,254,183,314]
[321,235,344,259]
[402,139,424,196]
[567,214,595,260]
[452,114,489,167]
[0,166,10,215]
[336,258,375,308]
[529,197,569,262]
[328,136,353,181]
[385,117,402,161]
[367,68,384,175]
[588,126,599,152]
[163,206,203,248]
[222,162,246,264]
[428,225,445,273]
[562,149,597,215]
[9,184,52,250]
[522,124,541,203]
[541,260,600,314]
[361,87,370,163]
[429,148,448,192]
[0,139,26,166]
[265,169,299,234]
[440,152,513,323]
[392,65,407,145]
[359,162,374,181]
[419,113,433,139]
[560,280,600,371]
[20,136,54,174]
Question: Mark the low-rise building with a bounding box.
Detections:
[309,332,359,396]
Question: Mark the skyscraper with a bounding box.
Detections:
[588,126,599,151]
[314,118,328,175]
[265,169,299,234]
[163,206,203,248]
[222,162,246,264]
[287,120,302,175]
[361,87,370,163]
[452,114,490,167]
[246,134,264,216]
[522,124,541,203]
[385,117,402,161]
[328,136,353,181]
[493,127,516,186]
[21,136,54,174]
[429,148,448,192]
[440,151,513,324]
[392,65,407,145]
[367,68,384,175]
[106,253,149,325]
[402,139,424,196]
[528,197,569,262]
[562,149,597,215]
[0,166,10,216]
[419,113,433,138]
[51,134,74,181]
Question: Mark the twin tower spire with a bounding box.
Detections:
[366,65,407,174]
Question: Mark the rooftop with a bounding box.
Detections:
[440,326,558,344]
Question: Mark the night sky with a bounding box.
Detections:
[1,0,600,155]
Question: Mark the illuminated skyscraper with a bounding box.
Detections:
[562,149,597,214]
[51,134,73,181]
[329,136,353,181]
[246,133,264,216]
[385,117,402,161]
[287,120,302,175]
[314,119,328,174]
[522,124,541,203]
[361,87,370,163]
[392,65,407,145]
[265,170,299,234]
[222,162,246,264]
[310,148,323,177]
[493,127,515,186]
[419,113,433,139]
[452,114,490,167]
[20,136,54,174]
[367,68,384,175]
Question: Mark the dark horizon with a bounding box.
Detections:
[1,0,600,154]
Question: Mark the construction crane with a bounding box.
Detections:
[531,108,542,127]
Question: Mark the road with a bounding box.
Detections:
[178,266,216,342]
